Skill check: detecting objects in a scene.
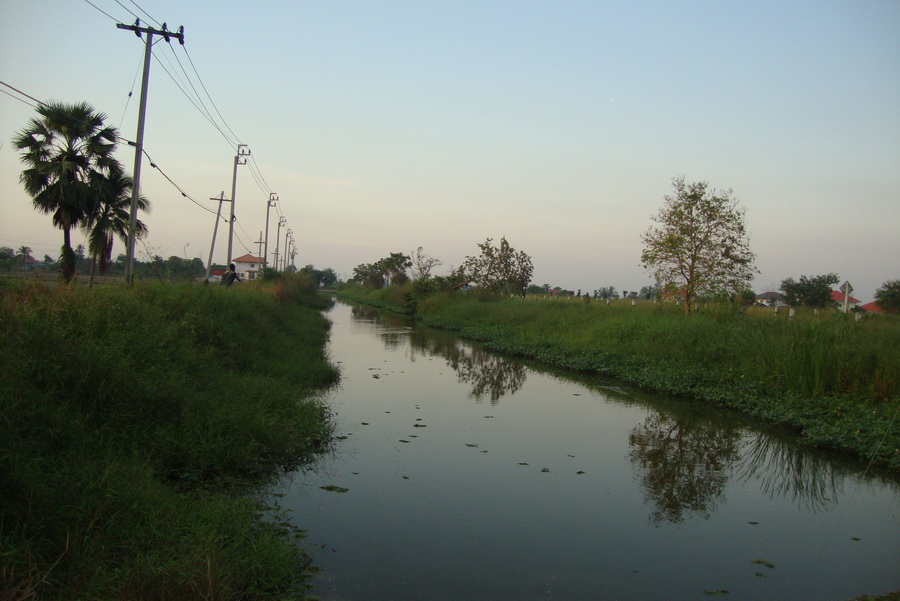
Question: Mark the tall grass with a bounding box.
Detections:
[0,275,339,600]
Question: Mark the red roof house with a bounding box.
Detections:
[232,254,265,281]
[860,301,883,314]
[831,290,861,311]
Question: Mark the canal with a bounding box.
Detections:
[271,300,899,600]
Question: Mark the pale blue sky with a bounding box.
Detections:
[2,0,898,300]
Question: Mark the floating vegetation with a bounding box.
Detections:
[851,537,862,541]
[747,521,759,525]
[465,443,479,448]
[751,559,775,569]
[402,476,410,480]
[399,440,411,443]
[703,590,729,595]
[484,415,494,418]
[576,471,586,475]
[336,435,349,440]
[372,374,380,379]
[320,485,349,493]
[518,462,529,466]
[541,468,550,473]
[413,424,427,428]
[755,572,766,578]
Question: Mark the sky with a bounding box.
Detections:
[1,0,898,301]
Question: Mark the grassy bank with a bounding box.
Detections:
[337,286,900,471]
[1,275,339,600]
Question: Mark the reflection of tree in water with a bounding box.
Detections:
[628,411,741,525]
[450,346,527,404]
[350,305,410,350]
[408,330,526,404]
[735,432,845,512]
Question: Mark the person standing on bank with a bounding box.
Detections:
[221,263,241,286]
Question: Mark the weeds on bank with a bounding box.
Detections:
[0,275,338,600]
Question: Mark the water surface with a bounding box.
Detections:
[273,301,899,600]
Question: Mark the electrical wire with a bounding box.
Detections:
[127,0,161,27]
[182,46,244,146]
[82,0,119,22]
[113,0,141,23]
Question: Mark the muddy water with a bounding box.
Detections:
[272,300,899,601]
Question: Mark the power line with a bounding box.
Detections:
[127,0,161,27]
[182,46,244,146]
[0,80,46,107]
[113,0,142,23]
[82,0,119,22]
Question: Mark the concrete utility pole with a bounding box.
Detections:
[283,228,292,272]
[253,232,264,261]
[204,192,229,282]
[117,19,184,285]
[264,193,278,267]
[273,217,286,271]
[227,144,250,266]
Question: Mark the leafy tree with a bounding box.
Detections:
[83,162,150,285]
[300,265,338,288]
[0,247,14,271]
[594,286,619,300]
[13,101,118,282]
[641,177,757,315]
[352,253,411,288]
[874,279,900,314]
[458,237,534,297]
[780,273,839,308]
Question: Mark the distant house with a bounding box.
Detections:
[830,290,860,311]
[755,291,785,307]
[232,254,265,281]
[860,301,883,314]
[661,289,688,303]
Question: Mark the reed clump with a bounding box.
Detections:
[0,275,339,600]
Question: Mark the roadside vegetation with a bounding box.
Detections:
[1,273,339,600]
[337,284,900,472]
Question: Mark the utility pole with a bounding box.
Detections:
[273,217,286,272]
[117,19,184,285]
[204,192,229,282]
[253,232,264,261]
[227,144,250,266]
[264,192,277,268]
[283,228,292,272]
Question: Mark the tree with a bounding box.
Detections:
[410,246,442,281]
[459,237,534,297]
[874,280,900,314]
[641,177,757,315]
[83,161,150,285]
[13,101,119,282]
[780,273,839,308]
[352,253,411,288]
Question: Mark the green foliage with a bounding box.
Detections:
[780,273,840,308]
[352,252,411,288]
[641,177,757,315]
[460,236,534,296]
[13,101,120,283]
[875,279,900,314]
[0,277,338,599]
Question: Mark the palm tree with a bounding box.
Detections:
[83,161,151,285]
[13,101,118,282]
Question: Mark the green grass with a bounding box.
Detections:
[338,287,900,471]
[1,275,339,600]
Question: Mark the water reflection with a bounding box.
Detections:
[736,431,844,511]
[628,409,742,525]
